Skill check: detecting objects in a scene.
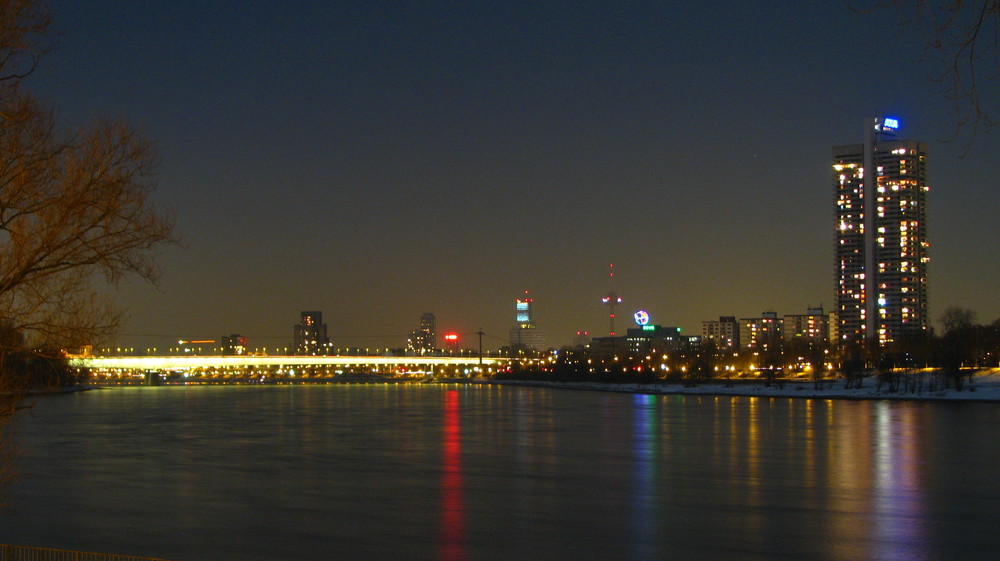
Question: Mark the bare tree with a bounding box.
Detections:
[0,0,174,501]
[0,2,174,353]
[0,98,174,348]
[866,1,1000,145]
[940,305,977,333]
[0,0,50,84]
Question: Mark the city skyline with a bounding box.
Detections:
[33,2,1000,350]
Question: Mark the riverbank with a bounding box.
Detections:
[483,368,1000,402]
[1,385,94,398]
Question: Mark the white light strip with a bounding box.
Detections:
[71,355,504,370]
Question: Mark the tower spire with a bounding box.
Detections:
[601,263,622,336]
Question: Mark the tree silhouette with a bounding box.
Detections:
[1,0,175,494]
[868,1,1000,145]
[0,1,174,354]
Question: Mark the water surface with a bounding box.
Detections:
[1,384,997,560]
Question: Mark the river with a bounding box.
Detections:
[1,384,998,560]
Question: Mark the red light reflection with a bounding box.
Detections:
[439,389,467,561]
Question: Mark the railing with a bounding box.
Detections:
[0,545,175,561]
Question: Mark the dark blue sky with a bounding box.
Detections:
[34,1,1000,350]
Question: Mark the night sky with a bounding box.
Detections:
[33,1,1000,351]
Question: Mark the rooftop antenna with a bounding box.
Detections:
[601,263,622,336]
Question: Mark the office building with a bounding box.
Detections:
[293,311,330,355]
[443,333,460,353]
[589,325,693,360]
[833,118,929,345]
[624,325,687,355]
[407,312,437,354]
[509,293,545,350]
[222,334,247,356]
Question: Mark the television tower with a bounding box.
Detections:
[601,263,622,336]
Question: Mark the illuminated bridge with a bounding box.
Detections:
[71,354,510,380]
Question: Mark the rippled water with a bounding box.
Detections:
[1,384,998,560]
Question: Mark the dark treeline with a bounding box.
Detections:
[1,325,83,398]
[0,349,82,391]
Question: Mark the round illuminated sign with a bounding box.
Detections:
[633,310,650,326]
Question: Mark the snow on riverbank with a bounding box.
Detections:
[484,368,1000,402]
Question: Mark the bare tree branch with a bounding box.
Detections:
[0,0,175,353]
[0,0,49,84]
[861,1,1000,147]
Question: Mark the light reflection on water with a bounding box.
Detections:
[631,394,656,560]
[1,384,998,561]
[872,402,927,561]
[439,389,466,561]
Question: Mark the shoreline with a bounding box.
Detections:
[482,372,1000,403]
[19,373,1000,404]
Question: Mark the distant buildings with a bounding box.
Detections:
[293,311,331,355]
[589,325,695,360]
[624,325,689,355]
[783,306,829,345]
[739,312,782,351]
[509,292,545,351]
[702,316,739,350]
[699,308,831,352]
[221,334,247,355]
[407,312,437,354]
[156,119,934,357]
[443,332,461,353]
[833,118,929,346]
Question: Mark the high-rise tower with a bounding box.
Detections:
[293,311,330,355]
[407,312,437,354]
[509,291,545,350]
[833,117,929,346]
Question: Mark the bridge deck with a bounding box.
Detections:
[71,355,505,371]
